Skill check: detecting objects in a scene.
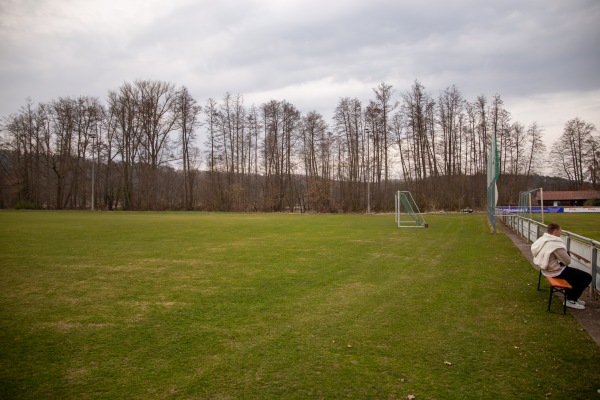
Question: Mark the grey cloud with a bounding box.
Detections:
[0,0,598,141]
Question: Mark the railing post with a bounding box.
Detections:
[591,245,598,297]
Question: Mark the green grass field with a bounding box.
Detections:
[526,213,600,242]
[1,211,599,399]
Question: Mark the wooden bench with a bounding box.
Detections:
[537,269,572,314]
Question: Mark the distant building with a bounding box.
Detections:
[537,190,600,206]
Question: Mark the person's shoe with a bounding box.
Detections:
[576,299,586,306]
[565,300,585,310]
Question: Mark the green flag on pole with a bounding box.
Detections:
[487,133,500,232]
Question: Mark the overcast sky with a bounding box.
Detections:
[1,0,599,146]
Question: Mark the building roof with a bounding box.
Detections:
[537,190,600,201]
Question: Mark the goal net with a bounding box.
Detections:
[395,191,428,228]
[518,188,544,223]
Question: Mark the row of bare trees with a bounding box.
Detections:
[1,79,597,211]
[551,117,600,189]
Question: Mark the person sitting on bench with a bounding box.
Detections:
[531,222,592,310]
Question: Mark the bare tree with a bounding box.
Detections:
[136,80,179,209]
[373,82,396,206]
[100,104,121,210]
[588,135,600,188]
[464,101,478,176]
[524,122,546,178]
[261,100,300,211]
[202,98,224,209]
[402,80,436,182]
[333,97,363,211]
[176,86,201,210]
[551,117,597,189]
[438,85,464,176]
[364,101,382,209]
[2,99,46,206]
[245,105,262,210]
[392,110,412,183]
[49,97,79,209]
[475,95,488,174]
[108,82,141,210]
[301,111,331,211]
[506,121,526,175]
[220,93,248,210]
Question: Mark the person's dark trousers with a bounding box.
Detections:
[557,266,592,301]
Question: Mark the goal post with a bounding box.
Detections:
[395,191,428,228]
[518,188,544,223]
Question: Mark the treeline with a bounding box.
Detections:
[1,79,597,211]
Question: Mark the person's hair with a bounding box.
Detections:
[547,222,561,234]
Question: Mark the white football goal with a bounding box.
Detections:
[395,191,428,228]
[518,188,544,223]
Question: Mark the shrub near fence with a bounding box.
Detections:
[497,210,600,298]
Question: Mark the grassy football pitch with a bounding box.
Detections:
[524,212,600,242]
[1,211,599,399]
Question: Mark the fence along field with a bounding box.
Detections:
[517,212,600,242]
[1,211,599,399]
